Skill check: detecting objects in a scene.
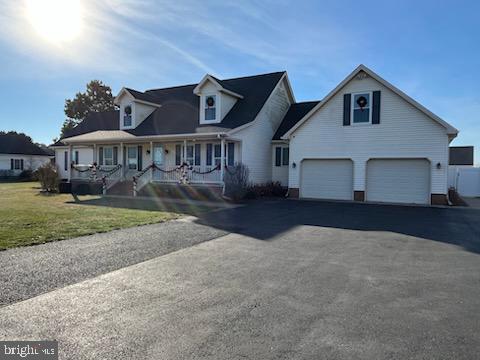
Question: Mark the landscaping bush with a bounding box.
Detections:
[18,169,34,181]
[224,163,250,201]
[35,162,59,193]
[244,181,287,199]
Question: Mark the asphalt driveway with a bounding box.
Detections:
[1,200,479,359]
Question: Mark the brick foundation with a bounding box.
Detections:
[288,188,299,198]
[431,194,448,205]
[354,191,365,202]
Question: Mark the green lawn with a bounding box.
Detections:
[0,182,180,250]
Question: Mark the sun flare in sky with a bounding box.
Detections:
[26,0,83,44]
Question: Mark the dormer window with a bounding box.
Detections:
[124,105,132,127]
[204,95,216,121]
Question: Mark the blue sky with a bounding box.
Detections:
[0,0,479,163]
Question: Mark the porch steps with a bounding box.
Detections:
[138,183,224,202]
[107,180,134,196]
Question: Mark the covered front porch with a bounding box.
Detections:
[66,133,241,195]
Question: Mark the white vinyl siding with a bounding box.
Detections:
[0,154,51,175]
[289,75,449,196]
[300,159,353,200]
[234,78,292,184]
[366,159,430,204]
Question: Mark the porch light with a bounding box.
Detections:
[436,162,441,169]
[292,162,296,168]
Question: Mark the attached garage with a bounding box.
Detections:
[366,159,430,204]
[300,159,353,200]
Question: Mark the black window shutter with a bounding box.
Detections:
[275,147,282,167]
[113,147,118,165]
[99,147,103,165]
[10,159,14,170]
[64,151,68,171]
[227,143,234,166]
[75,151,79,164]
[206,144,212,166]
[372,91,381,124]
[194,144,201,166]
[343,93,351,126]
[175,144,181,165]
[20,159,24,170]
[137,146,142,170]
[282,147,289,166]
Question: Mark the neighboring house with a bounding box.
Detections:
[0,132,53,177]
[449,146,474,166]
[448,146,479,197]
[51,65,459,205]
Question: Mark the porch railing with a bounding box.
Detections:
[152,163,222,184]
[101,165,122,194]
[133,163,222,196]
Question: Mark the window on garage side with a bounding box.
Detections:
[352,92,371,124]
[275,146,289,167]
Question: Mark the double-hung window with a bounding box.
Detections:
[214,144,222,166]
[104,147,113,166]
[123,105,132,127]
[204,95,217,121]
[352,92,372,124]
[13,159,23,170]
[275,146,289,167]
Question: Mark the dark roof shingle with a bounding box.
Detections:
[56,72,286,140]
[0,132,53,156]
[273,101,320,140]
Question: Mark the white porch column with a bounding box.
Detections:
[183,139,187,164]
[68,144,73,181]
[220,137,225,182]
[120,142,124,179]
[150,141,153,182]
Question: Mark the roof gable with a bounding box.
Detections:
[193,75,244,99]
[282,64,458,139]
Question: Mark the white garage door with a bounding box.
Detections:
[367,159,430,204]
[300,159,353,200]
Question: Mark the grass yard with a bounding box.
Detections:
[0,182,180,250]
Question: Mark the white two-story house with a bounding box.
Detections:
[51,65,458,205]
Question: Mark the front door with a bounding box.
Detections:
[153,145,164,166]
[127,146,138,171]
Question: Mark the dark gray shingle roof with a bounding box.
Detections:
[0,132,53,156]
[57,72,285,140]
[273,101,320,140]
[449,146,474,165]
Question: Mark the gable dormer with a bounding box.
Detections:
[193,75,243,125]
[114,88,160,130]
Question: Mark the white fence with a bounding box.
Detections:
[448,166,480,197]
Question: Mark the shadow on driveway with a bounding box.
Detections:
[195,199,480,254]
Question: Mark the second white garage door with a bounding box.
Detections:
[300,159,353,200]
[366,159,430,204]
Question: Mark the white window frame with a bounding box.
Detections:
[103,146,114,166]
[274,146,289,167]
[200,94,221,124]
[351,91,373,125]
[13,159,22,170]
[127,146,138,170]
[121,103,135,129]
